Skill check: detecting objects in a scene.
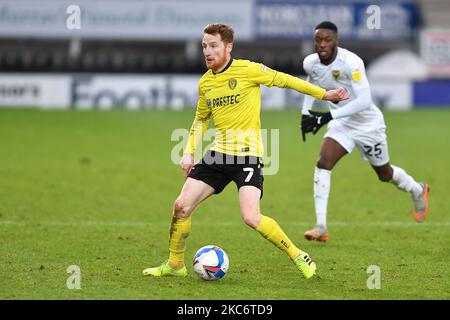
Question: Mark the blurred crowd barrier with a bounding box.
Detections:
[0,0,418,41]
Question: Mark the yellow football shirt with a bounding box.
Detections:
[184,59,326,157]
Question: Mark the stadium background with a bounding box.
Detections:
[0,0,449,300]
[1,0,449,110]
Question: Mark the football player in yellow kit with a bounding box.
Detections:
[143,23,348,279]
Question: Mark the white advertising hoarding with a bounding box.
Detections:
[0,73,412,110]
[0,74,71,108]
[72,74,198,110]
[71,74,292,110]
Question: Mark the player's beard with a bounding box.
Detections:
[318,45,337,65]
[205,48,228,72]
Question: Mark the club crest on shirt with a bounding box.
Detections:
[228,78,237,90]
[206,99,212,107]
[332,69,340,80]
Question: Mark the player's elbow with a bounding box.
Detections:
[271,73,288,88]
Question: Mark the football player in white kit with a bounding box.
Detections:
[300,21,429,242]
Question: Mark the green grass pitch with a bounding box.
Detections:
[0,108,449,300]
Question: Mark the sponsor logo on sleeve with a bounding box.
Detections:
[352,68,362,81]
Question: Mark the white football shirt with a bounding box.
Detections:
[302,47,385,132]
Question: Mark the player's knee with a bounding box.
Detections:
[173,198,191,218]
[377,172,392,182]
[317,158,334,170]
[242,212,260,228]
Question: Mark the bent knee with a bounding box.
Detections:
[377,172,392,182]
[173,198,192,218]
[242,213,260,229]
[317,157,334,171]
[376,166,393,182]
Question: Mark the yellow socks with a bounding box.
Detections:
[167,214,300,269]
[168,216,191,269]
[256,215,301,261]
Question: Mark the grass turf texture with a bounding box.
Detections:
[0,108,449,299]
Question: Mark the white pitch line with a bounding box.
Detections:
[0,220,449,227]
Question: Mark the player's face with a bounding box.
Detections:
[314,29,339,65]
[202,33,233,72]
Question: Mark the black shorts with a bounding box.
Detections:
[188,150,264,198]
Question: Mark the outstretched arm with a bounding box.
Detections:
[248,62,349,102]
[272,72,350,102]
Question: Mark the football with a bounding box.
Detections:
[193,245,229,280]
